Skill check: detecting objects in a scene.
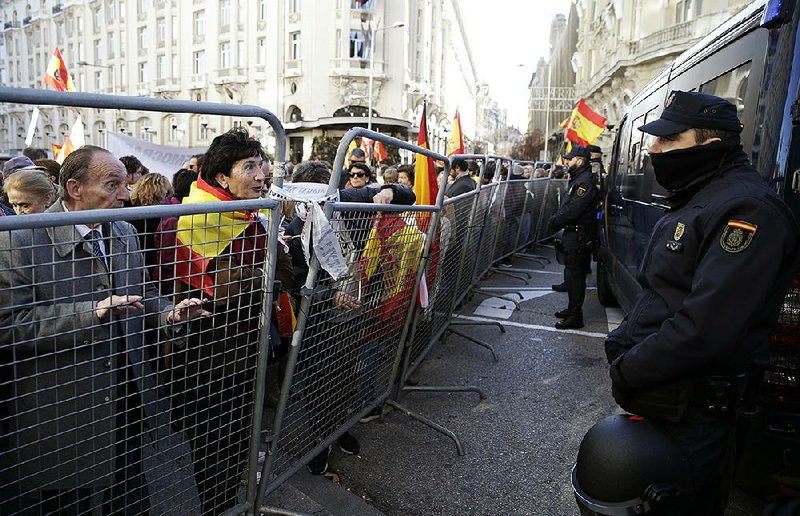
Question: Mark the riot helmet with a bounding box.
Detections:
[572,414,691,515]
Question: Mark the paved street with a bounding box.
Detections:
[267,247,766,515]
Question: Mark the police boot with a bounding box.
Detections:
[554,307,574,318]
[555,311,584,330]
[551,282,567,292]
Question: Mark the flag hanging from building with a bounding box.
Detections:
[445,109,464,156]
[413,101,438,206]
[55,115,85,164]
[43,47,76,92]
[564,98,606,146]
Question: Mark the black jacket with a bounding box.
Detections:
[609,153,800,390]
[446,174,476,198]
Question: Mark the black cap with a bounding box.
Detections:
[639,90,743,136]
[586,145,602,154]
[563,146,590,160]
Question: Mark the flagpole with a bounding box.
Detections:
[367,21,405,134]
[543,60,552,159]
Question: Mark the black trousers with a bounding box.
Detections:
[564,248,592,312]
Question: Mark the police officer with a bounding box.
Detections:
[548,145,600,329]
[605,91,800,514]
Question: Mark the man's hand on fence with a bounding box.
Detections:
[334,291,361,310]
[167,297,213,323]
[373,189,394,204]
[95,295,145,320]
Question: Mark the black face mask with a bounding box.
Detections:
[649,140,739,191]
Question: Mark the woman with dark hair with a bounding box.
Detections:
[165,128,293,515]
[172,168,198,203]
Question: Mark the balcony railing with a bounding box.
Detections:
[285,60,302,77]
[330,58,385,76]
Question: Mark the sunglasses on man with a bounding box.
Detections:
[349,172,367,178]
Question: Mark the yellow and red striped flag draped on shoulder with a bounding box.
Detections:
[446,108,464,157]
[564,98,606,146]
[413,101,438,206]
[43,47,76,92]
[174,177,259,297]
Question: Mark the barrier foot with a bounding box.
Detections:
[449,318,507,333]
[444,328,499,362]
[385,399,465,456]
[401,384,487,400]
[489,268,530,283]
[257,506,313,516]
[469,289,521,310]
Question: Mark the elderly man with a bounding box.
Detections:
[445,158,476,198]
[0,146,207,514]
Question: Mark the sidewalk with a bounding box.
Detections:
[264,249,765,515]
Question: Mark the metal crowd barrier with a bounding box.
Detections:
[0,88,287,516]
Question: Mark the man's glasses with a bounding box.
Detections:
[349,172,367,178]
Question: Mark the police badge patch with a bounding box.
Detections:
[576,185,587,197]
[720,220,757,253]
[674,222,685,241]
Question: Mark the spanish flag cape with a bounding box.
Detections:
[174,176,259,297]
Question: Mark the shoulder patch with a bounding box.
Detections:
[674,222,685,241]
[576,185,587,197]
[720,220,757,253]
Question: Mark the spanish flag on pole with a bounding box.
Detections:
[413,101,438,206]
[54,115,85,164]
[564,98,606,146]
[445,109,464,156]
[43,47,76,92]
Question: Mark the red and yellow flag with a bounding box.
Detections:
[174,177,259,296]
[373,139,388,163]
[43,47,76,92]
[54,115,85,164]
[446,108,464,156]
[564,98,606,146]
[413,101,438,206]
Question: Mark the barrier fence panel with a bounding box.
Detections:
[535,178,570,243]
[516,178,550,251]
[0,199,280,516]
[472,180,503,281]
[254,128,447,509]
[0,88,288,516]
[493,178,530,264]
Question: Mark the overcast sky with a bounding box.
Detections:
[458,0,574,131]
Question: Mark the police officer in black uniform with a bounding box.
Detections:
[549,145,600,330]
[605,91,800,514]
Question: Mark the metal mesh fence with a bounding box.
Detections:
[493,179,529,263]
[473,183,502,281]
[535,178,570,242]
[402,195,478,379]
[261,206,427,492]
[0,200,279,516]
[515,178,550,251]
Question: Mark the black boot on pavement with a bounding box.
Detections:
[551,283,567,292]
[555,313,584,330]
[307,445,331,475]
[554,308,574,319]
[337,431,360,455]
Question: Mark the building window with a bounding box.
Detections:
[76,16,84,32]
[675,0,694,23]
[258,0,267,20]
[289,0,301,13]
[94,38,101,59]
[95,70,102,90]
[138,61,147,83]
[351,0,373,9]
[290,31,301,60]
[138,26,147,49]
[157,17,165,43]
[138,0,147,15]
[237,40,245,67]
[108,31,115,57]
[220,0,231,28]
[193,50,205,74]
[349,30,367,59]
[220,41,231,68]
[94,9,102,32]
[193,10,205,36]
[171,15,177,42]
[257,37,266,64]
[156,55,165,78]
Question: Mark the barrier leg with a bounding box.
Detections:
[488,267,531,283]
[443,328,499,362]
[384,399,465,456]
[448,319,507,333]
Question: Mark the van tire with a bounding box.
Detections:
[596,261,618,307]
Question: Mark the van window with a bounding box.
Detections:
[620,107,662,202]
[699,61,751,120]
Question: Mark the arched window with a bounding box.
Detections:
[332,105,377,118]
[286,105,303,122]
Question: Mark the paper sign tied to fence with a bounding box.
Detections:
[270,183,349,280]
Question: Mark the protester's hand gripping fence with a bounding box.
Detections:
[0,199,281,516]
[0,87,287,516]
[253,129,447,509]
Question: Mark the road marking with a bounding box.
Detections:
[454,314,608,339]
[476,286,596,291]
[606,307,625,333]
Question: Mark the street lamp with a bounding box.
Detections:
[77,60,116,95]
[367,21,405,132]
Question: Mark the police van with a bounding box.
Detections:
[597,0,799,497]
